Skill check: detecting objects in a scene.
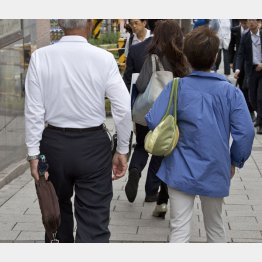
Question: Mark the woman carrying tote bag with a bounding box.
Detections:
[125,20,190,218]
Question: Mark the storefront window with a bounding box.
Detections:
[0,38,26,171]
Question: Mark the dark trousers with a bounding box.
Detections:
[129,123,162,196]
[215,48,230,75]
[40,126,112,243]
[249,69,262,125]
[237,69,254,113]
[157,182,169,205]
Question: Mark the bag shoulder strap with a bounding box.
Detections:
[162,78,179,121]
[173,78,179,123]
[151,54,165,72]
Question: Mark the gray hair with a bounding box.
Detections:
[58,19,88,30]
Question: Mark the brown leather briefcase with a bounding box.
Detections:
[35,155,61,242]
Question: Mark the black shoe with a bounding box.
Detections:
[257,126,262,135]
[145,193,158,202]
[125,168,140,203]
[254,120,260,127]
[250,112,256,122]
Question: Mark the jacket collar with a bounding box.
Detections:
[189,71,228,81]
[59,36,88,43]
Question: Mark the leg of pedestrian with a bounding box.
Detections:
[200,195,226,243]
[168,187,195,243]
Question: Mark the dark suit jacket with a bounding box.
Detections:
[123,37,153,91]
[236,29,262,78]
[228,25,242,71]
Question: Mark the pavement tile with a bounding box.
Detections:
[0,231,21,241]
[111,199,144,207]
[12,222,45,231]
[224,204,253,211]
[225,230,262,239]
[15,231,44,241]
[231,238,262,243]
[110,211,141,220]
[225,210,257,217]
[109,218,170,227]
[137,226,170,236]
[109,225,138,234]
[228,222,262,230]
[109,233,168,242]
[251,205,262,211]
[224,216,257,223]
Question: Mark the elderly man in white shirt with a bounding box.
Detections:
[25,19,132,243]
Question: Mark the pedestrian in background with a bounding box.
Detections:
[192,19,210,29]
[146,27,254,242]
[124,19,150,58]
[210,19,232,77]
[123,20,163,203]
[228,19,255,121]
[25,19,132,243]
[125,20,189,214]
[235,19,262,134]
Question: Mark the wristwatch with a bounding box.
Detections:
[26,154,39,162]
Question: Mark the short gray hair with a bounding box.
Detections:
[58,19,88,30]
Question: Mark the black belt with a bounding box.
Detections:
[47,124,104,132]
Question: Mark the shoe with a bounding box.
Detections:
[144,193,158,202]
[125,168,140,203]
[254,121,260,127]
[257,126,262,135]
[152,203,167,219]
[250,112,256,122]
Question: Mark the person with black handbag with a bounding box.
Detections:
[25,19,132,243]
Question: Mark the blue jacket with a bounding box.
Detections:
[145,71,254,197]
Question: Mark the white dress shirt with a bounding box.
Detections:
[124,29,151,57]
[25,35,132,156]
[251,30,262,65]
[217,19,231,50]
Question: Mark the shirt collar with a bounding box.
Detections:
[250,30,260,37]
[59,35,88,43]
[189,71,228,81]
[133,29,151,41]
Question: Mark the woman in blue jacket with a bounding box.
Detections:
[145,27,255,243]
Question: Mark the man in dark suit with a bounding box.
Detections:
[122,20,163,203]
[123,37,152,91]
[228,20,255,120]
[235,19,262,134]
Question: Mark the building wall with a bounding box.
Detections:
[0,19,50,172]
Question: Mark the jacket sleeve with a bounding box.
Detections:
[25,52,46,156]
[228,28,236,64]
[136,56,152,93]
[145,81,173,130]
[123,47,135,92]
[235,35,245,71]
[106,55,132,154]
[230,87,255,168]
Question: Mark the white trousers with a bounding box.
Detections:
[168,187,226,243]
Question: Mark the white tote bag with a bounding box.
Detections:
[132,54,173,126]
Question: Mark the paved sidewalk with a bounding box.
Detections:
[0,116,262,243]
